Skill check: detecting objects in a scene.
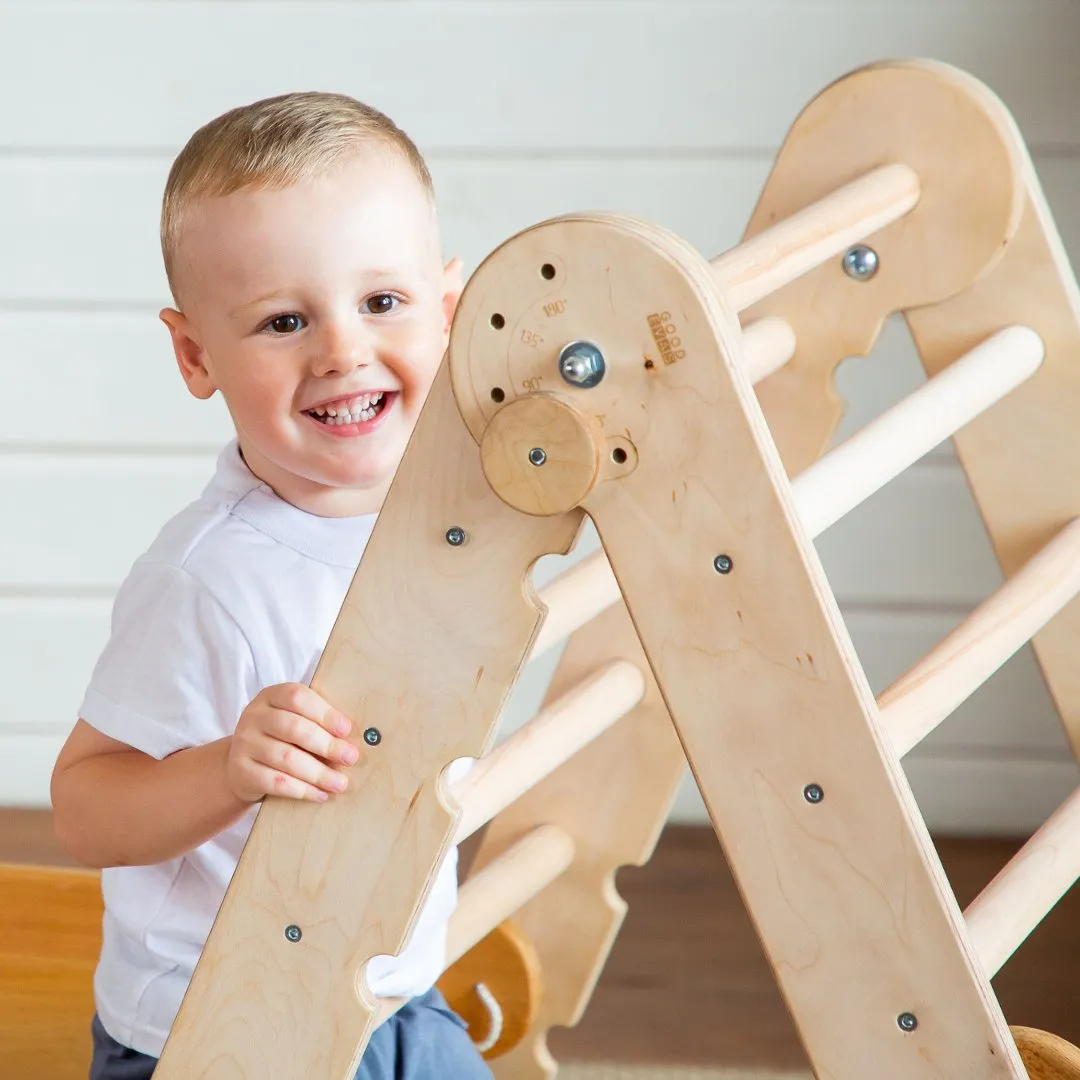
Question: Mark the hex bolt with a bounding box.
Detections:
[285,924,302,943]
[897,1012,918,1033]
[713,554,734,574]
[528,447,548,466]
[364,728,382,746]
[445,526,466,546]
[558,341,606,388]
[842,244,879,281]
[803,783,824,804]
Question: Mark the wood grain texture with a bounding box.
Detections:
[0,863,102,1080]
[1013,1027,1080,1079]
[447,199,1031,1073]
[154,364,584,1078]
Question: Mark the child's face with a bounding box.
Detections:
[161,152,463,516]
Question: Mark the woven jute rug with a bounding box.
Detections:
[558,1066,811,1080]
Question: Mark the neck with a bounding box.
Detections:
[237,442,385,518]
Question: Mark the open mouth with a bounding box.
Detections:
[305,391,392,427]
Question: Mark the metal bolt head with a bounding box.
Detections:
[897,1012,918,1032]
[528,447,547,466]
[445,526,466,546]
[713,554,733,575]
[364,727,382,746]
[558,340,606,388]
[842,244,879,281]
[285,924,302,943]
[804,783,824,804]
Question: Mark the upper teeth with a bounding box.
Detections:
[310,392,385,422]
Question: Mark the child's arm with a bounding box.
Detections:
[51,683,362,869]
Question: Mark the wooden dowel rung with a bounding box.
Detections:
[531,328,1043,663]
[793,326,1044,538]
[880,519,1080,757]
[451,659,646,843]
[964,786,1080,978]
[373,824,574,1023]
[741,316,797,384]
[712,163,921,312]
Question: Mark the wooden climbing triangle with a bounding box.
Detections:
[153,59,1080,1079]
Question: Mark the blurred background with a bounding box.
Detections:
[4,0,1079,833]
[4,3,1080,1071]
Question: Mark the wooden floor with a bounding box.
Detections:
[7,809,1080,1069]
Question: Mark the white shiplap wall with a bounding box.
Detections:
[3,0,1080,834]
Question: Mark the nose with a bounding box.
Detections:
[309,317,373,377]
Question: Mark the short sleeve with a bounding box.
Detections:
[78,560,261,760]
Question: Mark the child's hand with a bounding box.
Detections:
[226,683,361,804]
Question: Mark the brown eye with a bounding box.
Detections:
[365,294,398,315]
[267,314,303,335]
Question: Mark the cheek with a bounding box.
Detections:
[219,361,298,421]
[395,327,447,409]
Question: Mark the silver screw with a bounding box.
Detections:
[528,447,547,466]
[897,1012,918,1032]
[285,924,302,943]
[713,554,733,574]
[842,244,879,281]
[558,341,606,388]
[445,526,466,546]
[364,728,381,746]
[804,783,824,804]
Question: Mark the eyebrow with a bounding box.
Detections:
[228,293,291,320]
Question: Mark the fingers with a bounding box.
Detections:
[243,760,339,804]
[267,683,355,743]
[232,684,363,804]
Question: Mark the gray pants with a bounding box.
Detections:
[89,988,493,1080]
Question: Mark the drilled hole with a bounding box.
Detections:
[540,263,556,280]
[490,387,505,403]
[611,447,628,464]
[490,313,505,330]
[644,358,655,370]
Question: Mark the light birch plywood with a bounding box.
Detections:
[447,209,1026,1076]
[739,60,1080,767]
[153,363,583,1078]
[468,601,687,1079]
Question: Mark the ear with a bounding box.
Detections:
[159,308,217,400]
[440,256,465,338]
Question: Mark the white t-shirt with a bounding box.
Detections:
[79,440,460,1057]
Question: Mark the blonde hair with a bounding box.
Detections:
[161,91,434,302]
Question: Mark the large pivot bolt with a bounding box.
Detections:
[558,341,606,389]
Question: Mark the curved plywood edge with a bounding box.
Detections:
[1013,1026,1080,1079]
[904,155,1080,763]
[455,206,1028,1076]
[737,58,1026,474]
[155,365,585,1079]
[437,920,542,1060]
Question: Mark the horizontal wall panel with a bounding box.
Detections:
[2,155,1078,306]
[5,593,1069,754]
[0,312,233,448]
[0,455,216,589]
[815,462,1004,606]
[0,598,112,736]
[0,733,65,808]
[668,751,1080,837]
[0,456,1001,600]
[1,3,1078,152]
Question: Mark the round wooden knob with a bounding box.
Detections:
[479,395,601,516]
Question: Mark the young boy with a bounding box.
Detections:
[49,91,491,1079]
